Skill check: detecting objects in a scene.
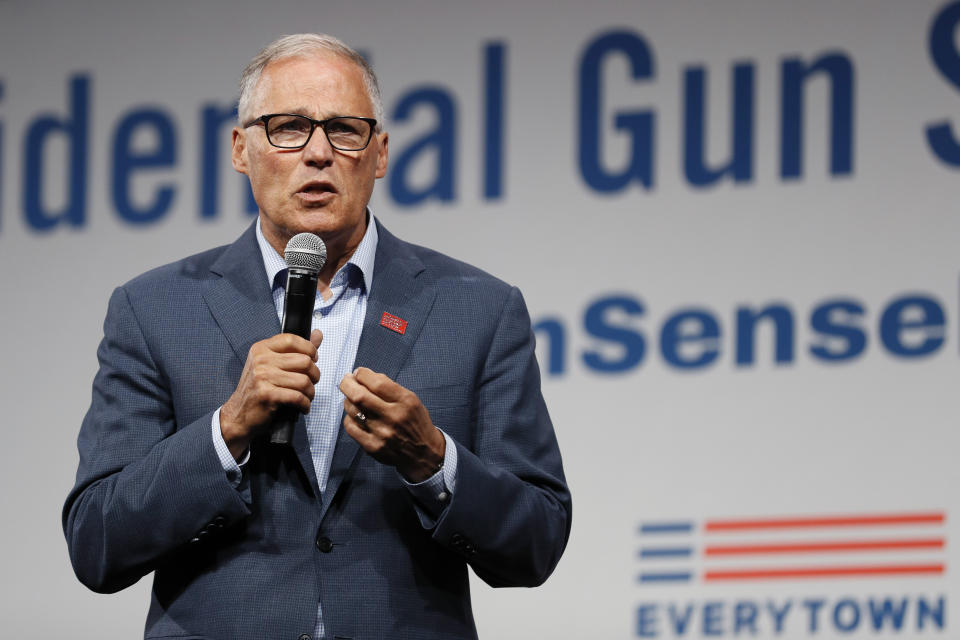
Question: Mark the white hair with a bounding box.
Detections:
[237,33,384,130]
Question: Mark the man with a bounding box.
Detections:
[63,34,571,640]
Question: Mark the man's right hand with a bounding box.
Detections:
[220,329,323,459]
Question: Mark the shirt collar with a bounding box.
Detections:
[255,212,378,293]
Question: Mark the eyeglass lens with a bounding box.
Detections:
[265,115,371,150]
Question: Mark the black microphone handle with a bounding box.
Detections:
[271,268,319,444]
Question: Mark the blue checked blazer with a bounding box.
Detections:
[63,220,572,640]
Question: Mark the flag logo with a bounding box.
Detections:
[637,511,946,584]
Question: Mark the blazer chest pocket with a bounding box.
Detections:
[414,382,472,435]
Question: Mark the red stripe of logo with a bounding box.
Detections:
[705,512,945,531]
[704,564,944,581]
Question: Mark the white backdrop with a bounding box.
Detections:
[1,1,959,638]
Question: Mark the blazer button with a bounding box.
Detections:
[315,536,333,553]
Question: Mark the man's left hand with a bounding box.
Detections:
[340,367,445,483]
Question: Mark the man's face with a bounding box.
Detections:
[232,53,388,255]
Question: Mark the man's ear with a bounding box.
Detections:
[231,127,248,174]
[375,132,389,179]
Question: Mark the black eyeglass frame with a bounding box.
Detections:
[243,113,379,151]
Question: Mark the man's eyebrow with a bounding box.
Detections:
[276,106,316,116]
[277,107,361,119]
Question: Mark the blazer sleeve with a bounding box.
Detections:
[62,286,251,594]
[431,286,572,587]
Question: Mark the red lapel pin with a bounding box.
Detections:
[380,312,408,335]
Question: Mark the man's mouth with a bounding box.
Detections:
[298,181,337,195]
[296,181,337,203]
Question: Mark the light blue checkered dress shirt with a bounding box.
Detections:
[210,215,456,638]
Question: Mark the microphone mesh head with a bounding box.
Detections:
[284,233,327,274]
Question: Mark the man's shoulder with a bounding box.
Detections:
[381,224,513,295]
[121,242,232,293]
[414,242,507,284]
[119,224,259,296]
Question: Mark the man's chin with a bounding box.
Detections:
[294,210,365,239]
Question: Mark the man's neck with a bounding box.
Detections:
[260,214,369,292]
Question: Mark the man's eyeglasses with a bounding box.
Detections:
[243,114,378,151]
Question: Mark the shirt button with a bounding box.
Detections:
[298,634,312,640]
[437,491,449,502]
[315,536,334,553]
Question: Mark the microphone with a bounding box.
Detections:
[270,232,327,445]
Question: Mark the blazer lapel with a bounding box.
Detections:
[201,223,321,498]
[319,221,437,523]
[202,224,279,362]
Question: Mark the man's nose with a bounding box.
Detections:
[302,126,335,166]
